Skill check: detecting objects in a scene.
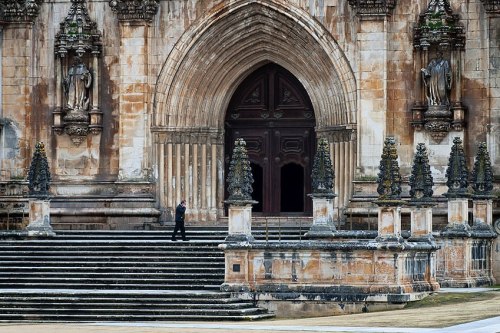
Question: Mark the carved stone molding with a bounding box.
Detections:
[109,0,159,22]
[480,0,500,14]
[348,0,397,18]
[0,0,42,24]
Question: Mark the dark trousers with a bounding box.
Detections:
[172,221,186,239]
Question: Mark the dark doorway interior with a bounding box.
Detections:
[251,163,263,212]
[280,163,304,212]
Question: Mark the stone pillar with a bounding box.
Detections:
[376,205,402,241]
[226,204,254,243]
[305,194,336,238]
[409,206,433,242]
[473,199,492,226]
[26,199,54,237]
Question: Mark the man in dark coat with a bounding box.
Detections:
[172,200,187,241]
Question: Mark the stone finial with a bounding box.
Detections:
[27,142,51,199]
[347,0,397,18]
[55,0,102,58]
[480,0,500,14]
[0,0,42,23]
[109,0,160,22]
[413,0,465,50]
[375,137,403,205]
[409,143,434,205]
[311,138,335,197]
[225,138,255,204]
[471,142,494,198]
[444,137,469,198]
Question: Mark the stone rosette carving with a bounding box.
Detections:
[0,0,42,23]
[27,142,51,199]
[471,142,494,199]
[348,0,397,18]
[225,138,256,205]
[310,138,335,198]
[109,0,160,22]
[444,137,469,198]
[374,137,405,206]
[409,143,435,206]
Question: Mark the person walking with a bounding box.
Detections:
[172,200,187,241]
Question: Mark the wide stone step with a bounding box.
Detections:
[1,266,224,273]
[0,282,223,290]
[0,261,224,268]
[0,272,224,278]
[0,255,224,262]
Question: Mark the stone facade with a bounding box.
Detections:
[0,0,497,229]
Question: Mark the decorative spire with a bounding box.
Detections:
[444,137,469,198]
[311,138,335,197]
[226,138,254,203]
[413,0,465,50]
[409,143,434,204]
[0,0,42,23]
[471,142,494,198]
[109,0,160,22]
[55,0,102,58]
[375,137,403,204]
[27,142,51,199]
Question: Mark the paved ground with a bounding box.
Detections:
[0,288,498,333]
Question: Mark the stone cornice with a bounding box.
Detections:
[347,0,397,19]
[0,0,42,24]
[109,0,159,22]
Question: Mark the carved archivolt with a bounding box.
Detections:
[53,0,102,146]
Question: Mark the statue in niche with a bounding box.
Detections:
[63,57,92,112]
[421,52,452,107]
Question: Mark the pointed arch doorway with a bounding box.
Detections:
[225,63,316,216]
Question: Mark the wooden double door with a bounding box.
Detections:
[225,64,316,215]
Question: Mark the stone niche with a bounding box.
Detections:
[411,0,466,146]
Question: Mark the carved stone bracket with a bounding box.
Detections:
[347,0,397,19]
[480,0,500,14]
[0,0,42,24]
[53,0,103,146]
[109,0,160,22]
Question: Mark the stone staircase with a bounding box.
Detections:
[0,225,312,322]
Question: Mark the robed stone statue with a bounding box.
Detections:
[421,52,452,107]
[63,57,92,112]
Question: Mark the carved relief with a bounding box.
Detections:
[480,0,500,14]
[0,0,42,23]
[53,0,102,146]
[109,0,160,22]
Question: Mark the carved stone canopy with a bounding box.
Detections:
[0,0,42,23]
[109,0,160,22]
[413,0,465,50]
[348,0,397,18]
[55,0,102,58]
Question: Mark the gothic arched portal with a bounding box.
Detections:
[225,64,315,216]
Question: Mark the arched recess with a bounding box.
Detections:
[152,0,357,222]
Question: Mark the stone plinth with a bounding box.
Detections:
[220,241,439,318]
[27,200,55,237]
[375,204,404,242]
[472,199,492,226]
[225,203,255,243]
[305,194,336,238]
[409,206,434,242]
[442,198,470,236]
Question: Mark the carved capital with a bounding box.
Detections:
[348,0,397,18]
[109,0,159,22]
[480,0,500,14]
[0,0,42,24]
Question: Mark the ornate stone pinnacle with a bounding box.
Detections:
[409,143,434,205]
[225,138,255,204]
[311,138,335,197]
[109,0,160,22]
[27,142,52,199]
[471,142,494,198]
[375,137,403,205]
[444,137,469,198]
